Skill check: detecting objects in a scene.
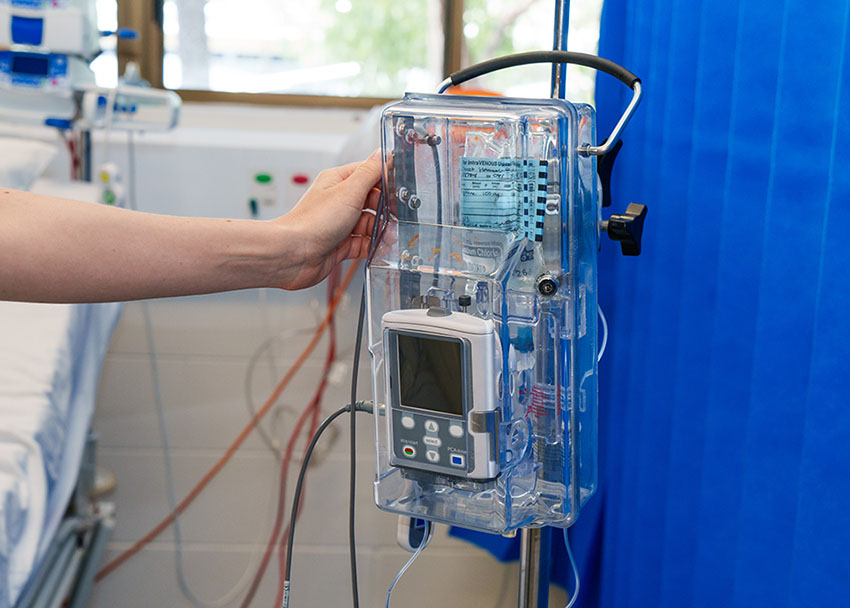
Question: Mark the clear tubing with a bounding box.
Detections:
[243,325,319,460]
[597,304,608,363]
[385,522,432,608]
[562,528,580,608]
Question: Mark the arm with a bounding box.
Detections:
[0,151,382,303]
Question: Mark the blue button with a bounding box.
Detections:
[11,16,44,46]
[450,454,465,467]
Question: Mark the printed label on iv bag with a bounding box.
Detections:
[460,158,524,232]
[460,157,547,272]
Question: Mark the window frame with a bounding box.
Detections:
[117,0,464,108]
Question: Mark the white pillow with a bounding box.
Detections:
[0,137,58,191]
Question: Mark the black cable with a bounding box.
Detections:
[430,141,443,288]
[344,190,389,608]
[348,289,366,607]
[283,190,388,608]
[282,401,372,607]
[444,50,640,91]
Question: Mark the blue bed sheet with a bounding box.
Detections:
[0,301,121,608]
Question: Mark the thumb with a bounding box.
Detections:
[338,149,382,195]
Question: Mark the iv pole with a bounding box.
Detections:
[517,1,570,607]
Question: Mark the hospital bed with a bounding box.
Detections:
[0,181,123,608]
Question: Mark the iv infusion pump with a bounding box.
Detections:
[367,51,645,535]
[384,308,499,480]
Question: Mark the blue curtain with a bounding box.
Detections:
[453,1,850,606]
[592,0,850,606]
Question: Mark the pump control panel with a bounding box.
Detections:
[384,308,499,480]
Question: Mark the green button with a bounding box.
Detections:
[255,173,273,184]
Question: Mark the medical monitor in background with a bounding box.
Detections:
[0,0,180,130]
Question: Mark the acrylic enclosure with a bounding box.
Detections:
[367,92,599,534]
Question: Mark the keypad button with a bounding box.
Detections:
[424,419,439,433]
[423,436,442,447]
[449,423,464,438]
[402,445,416,458]
[450,454,465,467]
[401,415,415,429]
[426,450,440,463]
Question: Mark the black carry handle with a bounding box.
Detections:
[440,50,643,158]
[444,51,640,91]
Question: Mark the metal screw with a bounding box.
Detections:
[398,187,410,202]
[536,274,558,297]
[408,195,421,210]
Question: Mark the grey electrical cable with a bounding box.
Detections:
[279,167,387,608]
[346,191,389,608]
[348,290,365,608]
[128,133,274,608]
[384,521,432,607]
[281,401,373,608]
[141,299,275,608]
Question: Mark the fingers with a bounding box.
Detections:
[351,209,376,238]
[337,149,382,195]
[366,186,382,212]
[324,161,362,184]
[337,235,373,262]
[314,148,381,187]
[378,216,399,246]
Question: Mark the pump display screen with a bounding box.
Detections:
[397,334,464,416]
[12,55,49,76]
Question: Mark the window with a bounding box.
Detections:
[123,0,603,106]
[462,0,603,103]
[90,0,119,87]
[162,0,444,96]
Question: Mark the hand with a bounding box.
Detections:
[274,150,382,290]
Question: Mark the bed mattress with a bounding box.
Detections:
[0,301,121,607]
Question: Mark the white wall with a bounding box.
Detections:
[85,102,566,607]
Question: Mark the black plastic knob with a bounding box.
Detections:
[604,203,647,256]
[458,295,472,310]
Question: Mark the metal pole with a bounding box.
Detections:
[550,0,571,99]
[518,527,553,608]
[518,528,542,608]
[518,3,572,607]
